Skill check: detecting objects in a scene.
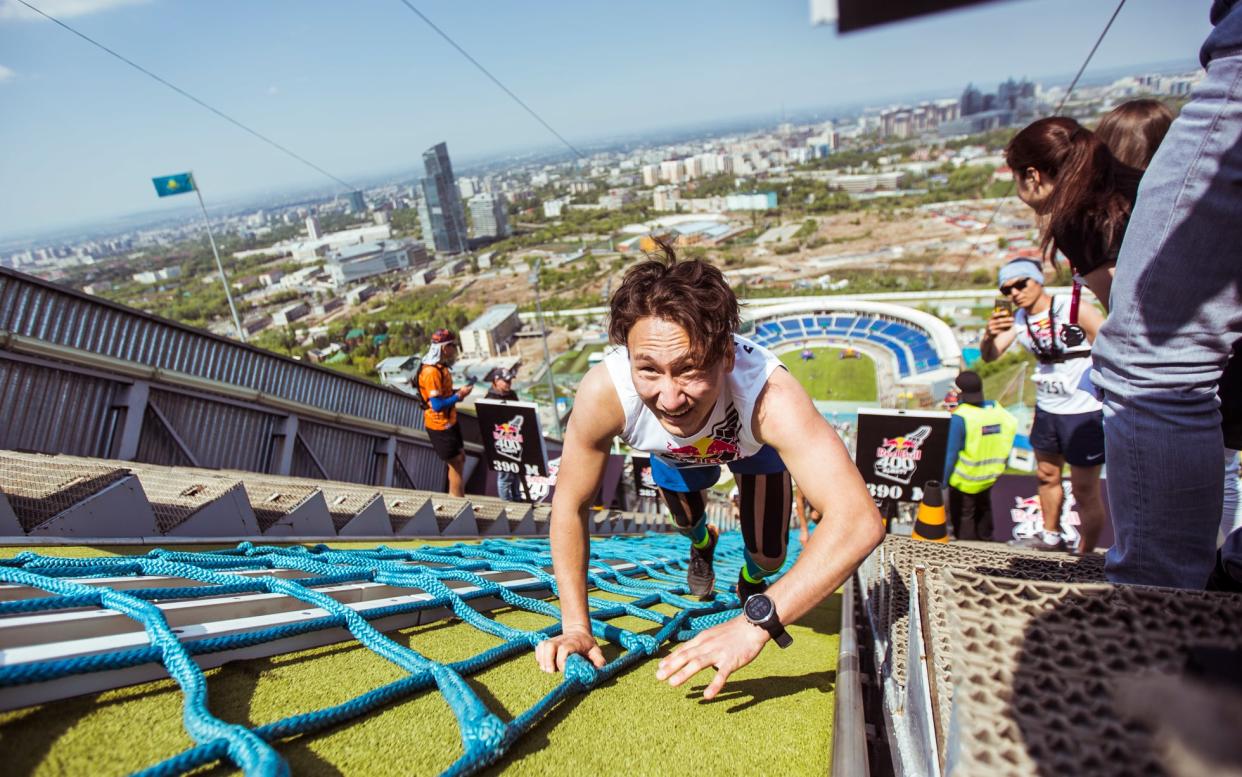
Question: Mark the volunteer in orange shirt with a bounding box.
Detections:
[418,329,474,497]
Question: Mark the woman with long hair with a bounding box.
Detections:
[1095,98,1174,172]
[1005,116,1137,308]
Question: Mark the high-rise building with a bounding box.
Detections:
[960,84,984,116]
[306,215,322,240]
[346,190,366,214]
[417,142,469,254]
[469,193,510,239]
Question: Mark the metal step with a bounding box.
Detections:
[0,453,157,537]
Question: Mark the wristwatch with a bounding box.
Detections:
[743,593,793,648]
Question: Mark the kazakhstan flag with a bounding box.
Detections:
[152,172,195,198]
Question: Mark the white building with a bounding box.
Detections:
[659,160,685,184]
[469,193,511,239]
[653,185,682,212]
[325,241,427,287]
[288,224,393,263]
[376,355,422,396]
[725,192,778,211]
[543,197,569,219]
[132,266,182,284]
[461,304,521,357]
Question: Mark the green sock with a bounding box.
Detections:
[688,515,711,548]
[742,553,768,583]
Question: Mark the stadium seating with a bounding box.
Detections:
[749,312,941,378]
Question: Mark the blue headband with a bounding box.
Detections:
[998,259,1044,289]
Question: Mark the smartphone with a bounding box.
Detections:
[993,297,1014,316]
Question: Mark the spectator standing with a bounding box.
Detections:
[484,367,525,503]
[942,371,1017,541]
[418,329,474,498]
[1092,1,1242,589]
[980,259,1107,553]
[1004,116,1139,309]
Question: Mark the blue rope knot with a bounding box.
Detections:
[461,712,508,763]
[619,632,659,655]
[563,654,599,688]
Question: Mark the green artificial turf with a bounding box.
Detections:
[0,542,841,776]
[779,347,878,402]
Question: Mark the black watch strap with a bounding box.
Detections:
[764,622,793,649]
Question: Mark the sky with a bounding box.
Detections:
[0,0,1214,239]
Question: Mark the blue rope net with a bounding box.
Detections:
[0,531,801,776]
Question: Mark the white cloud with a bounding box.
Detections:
[267,85,279,96]
[0,65,13,83]
[0,0,151,22]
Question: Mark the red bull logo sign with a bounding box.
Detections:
[1009,483,1081,547]
[874,425,932,485]
[492,415,525,461]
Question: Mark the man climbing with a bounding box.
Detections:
[534,243,884,700]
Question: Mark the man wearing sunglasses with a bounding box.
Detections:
[980,258,1107,554]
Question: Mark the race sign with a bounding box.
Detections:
[631,455,658,500]
[854,408,951,504]
[474,399,551,478]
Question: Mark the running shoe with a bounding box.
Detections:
[735,571,768,605]
[687,524,719,598]
[1009,534,1067,552]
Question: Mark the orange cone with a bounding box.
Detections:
[912,480,949,543]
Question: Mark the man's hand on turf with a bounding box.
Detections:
[536,628,606,673]
[655,616,769,700]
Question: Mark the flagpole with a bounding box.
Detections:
[190,173,246,342]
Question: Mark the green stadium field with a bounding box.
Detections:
[779,347,878,402]
[0,540,840,775]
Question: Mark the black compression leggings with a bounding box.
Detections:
[659,470,792,570]
[737,471,793,571]
[659,487,706,532]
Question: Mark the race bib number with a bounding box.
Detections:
[1033,373,1068,396]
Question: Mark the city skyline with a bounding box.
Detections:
[0,0,1213,237]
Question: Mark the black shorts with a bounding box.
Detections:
[427,424,464,462]
[1030,408,1105,467]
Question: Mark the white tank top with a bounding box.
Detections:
[603,334,782,468]
[1014,296,1102,415]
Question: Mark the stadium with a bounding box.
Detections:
[2,1,1240,776]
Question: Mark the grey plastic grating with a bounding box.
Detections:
[431,496,471,533]
[471,501,509,533]
[130,467,242,534]
[942,568,1242,777]
[239,480,322,533]
[0,453,131,532]
[380,493,435,534]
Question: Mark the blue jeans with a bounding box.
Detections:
[496,471,523,503]
[1092,50,1242,588]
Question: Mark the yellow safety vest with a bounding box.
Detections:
[948,402,1018,494]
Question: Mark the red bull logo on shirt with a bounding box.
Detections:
[662,405,743,465]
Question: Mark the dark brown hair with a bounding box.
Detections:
[1095,99,1174,170]
[608,238,739,366]
[1006,116,1132,267]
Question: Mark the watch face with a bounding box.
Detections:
[745,594,772,621]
